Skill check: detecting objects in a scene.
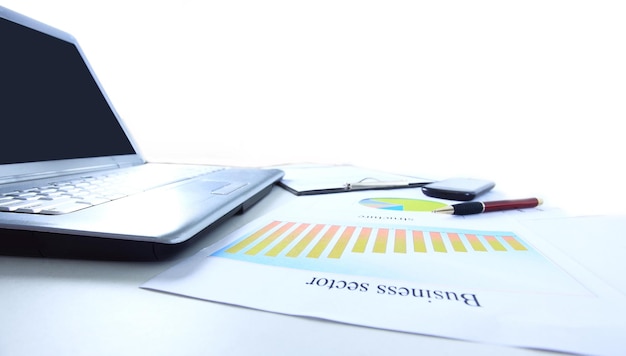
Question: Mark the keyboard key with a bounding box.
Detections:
[40,201,92,215]
[0,199,24,211]
[1,199,44,212]
[2,164,225,215]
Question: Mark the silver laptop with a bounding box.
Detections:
[0,6,283,260]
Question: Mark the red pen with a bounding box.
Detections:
[432,198,543,215]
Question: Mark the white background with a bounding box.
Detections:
[4,1,625,214]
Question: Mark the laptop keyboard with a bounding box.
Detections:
[0,165,223,215]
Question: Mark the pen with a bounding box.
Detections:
[344,180,413,191]
[432,197,543,215]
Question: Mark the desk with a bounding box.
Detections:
[2,187,624,356]
[2,1,625,353]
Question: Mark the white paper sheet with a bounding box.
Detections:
[143,190,626,355]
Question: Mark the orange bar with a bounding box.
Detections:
[412,230,427,252]
[266,223,310,257]
[307,225,340,258]
[328,226,356,259]
[226,221,282,254]
[246,222,296,255]
[352,227,372,253]
[286,224,325,257]
[466,234,487,252]
[448,233,467,252]
[430,232,447,253]
[394,229,407,253]
[485,235,506,251]
[373,228,389,253]
[503,236,528,251]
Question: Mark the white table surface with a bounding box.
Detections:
[2,186,624,356]
[2,2,625,354]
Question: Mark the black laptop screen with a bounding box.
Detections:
[0,18,136,165]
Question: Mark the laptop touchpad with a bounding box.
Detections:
[194,180,248,194]
[210,182,248,195]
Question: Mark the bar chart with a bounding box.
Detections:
[211,219,588,294]
[223,220,530,258]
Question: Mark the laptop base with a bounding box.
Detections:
[0,184,274,261]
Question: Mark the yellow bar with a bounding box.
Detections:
[226,221,282,254]
[466,234,487,251]
[286,224,325,257]
[373,228,389,253]
[412,230,427,253]
[265,223,310,257]
[394,229,407,253]
[352,227,371,253]
[485,235,506,251]
[430,232,447,253]
[307,225,340,258]
[448,233,467,252]
[246,222,296,255]
[503,236,528,251]
[328,226,356,259]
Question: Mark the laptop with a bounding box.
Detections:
[0,6,284,260]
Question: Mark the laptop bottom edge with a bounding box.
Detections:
[0,184,275,261]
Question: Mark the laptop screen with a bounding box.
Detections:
[0,17,136,165]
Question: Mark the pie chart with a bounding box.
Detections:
[359,198,447,212]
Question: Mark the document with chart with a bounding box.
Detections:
[143,190,626,355]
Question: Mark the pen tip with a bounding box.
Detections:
[432,207,454,214]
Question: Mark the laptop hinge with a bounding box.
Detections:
[0,163,122,186]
